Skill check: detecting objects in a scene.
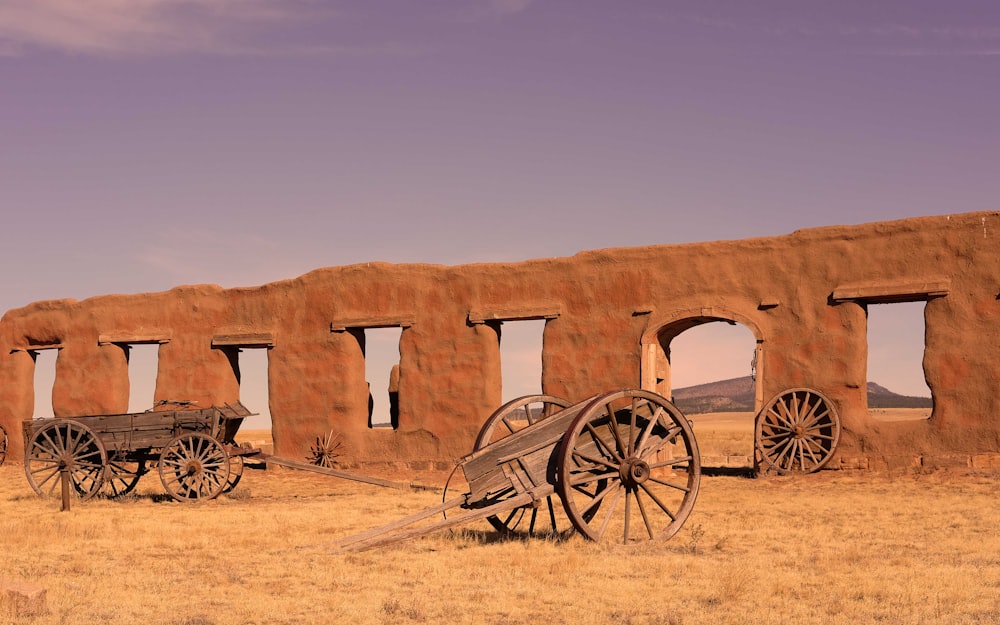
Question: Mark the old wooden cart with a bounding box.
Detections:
[22,401,258,502]
[335,388,702,551]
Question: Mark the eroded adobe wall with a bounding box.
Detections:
[1,211,998,470]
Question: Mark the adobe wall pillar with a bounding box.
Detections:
[51,342,129,417]
[268,331,366,460]
[0,350,37,460]
[154,336,240,408]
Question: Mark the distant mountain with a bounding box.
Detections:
[671,376,932,413]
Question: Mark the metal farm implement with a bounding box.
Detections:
[334,389,702,551]
[22,401,261,502]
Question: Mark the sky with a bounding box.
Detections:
[4,0,997,424]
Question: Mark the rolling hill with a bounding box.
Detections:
[671,376,932,413]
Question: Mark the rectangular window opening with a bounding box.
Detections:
[31,348,58,419]
[233,347,273,431]
[499,319,545,402]
[126,344,160,413]
[866,301,932,421]
[364,327,402,429]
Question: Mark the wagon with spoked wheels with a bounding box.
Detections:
[22,401,258,502]
[335,388,702,551]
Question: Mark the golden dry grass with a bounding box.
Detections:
[0,423,997,625]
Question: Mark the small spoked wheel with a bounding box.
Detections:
[104,455,145,498]
[474,395,570,536]
[222,454,244,494]
[755,388,841,474]
[557,390,701,544]
[24,420,108,500]
[0,423,7,466]
[158,433,231,502]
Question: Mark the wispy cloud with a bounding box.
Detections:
[0,0,415,58]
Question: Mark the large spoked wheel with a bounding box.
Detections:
[755,388,841,474]
[24,420,108,500]
[557,390,701,544]
[0,423,7,466]
[158,433,231,502]
[477,395,570,536]
[104,454,146,498]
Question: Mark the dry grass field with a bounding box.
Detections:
[1,416,997,625]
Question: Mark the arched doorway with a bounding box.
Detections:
[640,309,764,471]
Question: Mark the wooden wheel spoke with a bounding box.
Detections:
[32,467,61,489]
[639,484,677,523]
[627,398,638,456]
[623,487,632,542]
[637,424,683,460]
[569,468,616,487]
[500,416,516,435]
[595,484,624,541]
[583,422,622,463]
[634,406,665,457]
[647,475,691,493]
[760,431,794,442]
[571,449,619,472]
[579,480,619,517]
[800,409,829,431]
[605,402,628,458]
[634,489,655,540]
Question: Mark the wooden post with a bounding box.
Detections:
[60,467,70,512]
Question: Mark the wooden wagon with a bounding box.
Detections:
[22,401,258,502]
[334,388,702,551]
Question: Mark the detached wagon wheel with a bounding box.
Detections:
[158,433,231,502]
[104,455,145,497]
[474,395,570,536]
[755,388,841,474]
[24,420,108,500]
[557,390,701,544]
[0,423,7,466]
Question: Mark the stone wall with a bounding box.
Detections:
[2,211,998,469]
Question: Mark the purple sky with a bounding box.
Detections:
[4,1,996,421]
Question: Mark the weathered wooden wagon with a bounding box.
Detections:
[334,388,702,551]
[22,401,258,502]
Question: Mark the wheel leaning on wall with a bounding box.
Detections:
[754,388,841,474]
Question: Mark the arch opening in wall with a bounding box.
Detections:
[641,312,762,472]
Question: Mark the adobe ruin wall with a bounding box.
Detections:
[2,211,999,471]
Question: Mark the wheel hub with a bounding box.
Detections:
[620,457,651,488]
[185,460,202,476]
[793,425,805,439]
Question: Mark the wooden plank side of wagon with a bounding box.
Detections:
[461,401,588,501]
